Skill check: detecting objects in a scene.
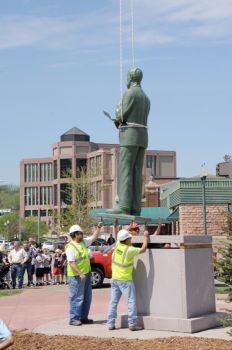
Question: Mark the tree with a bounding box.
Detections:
[21,217,48,242]
[223,154,232,162]
[0,185,19,210]
[54,166,108,235]
[0,212,20,240]
[216,213,232,334]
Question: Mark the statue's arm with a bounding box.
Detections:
[115,91,135,125]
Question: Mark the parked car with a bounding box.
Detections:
[90,244,114,288]
[42,241,55,252]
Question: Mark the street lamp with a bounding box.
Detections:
[200,164,208,235]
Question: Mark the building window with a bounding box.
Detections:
[40,210,47,217]
[24,164,38,182]
[60,183,72,206]
[24,210,31,217]
[32,210,38,217]
[96,155,102,176]
[60,159,72,178]
[48,209,53,217]
[54,185,58,206]
[96,181,102,201]
[24,187,38,206]
[76,158,87,178]
[40,186,53,205]
[146,155,157,177]
[53,160,58,179]
[159,156,175,177]
[40,163,52,182]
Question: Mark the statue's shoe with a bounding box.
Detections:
[106,208,129,215]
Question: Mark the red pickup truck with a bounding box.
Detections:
[90,248,113,288]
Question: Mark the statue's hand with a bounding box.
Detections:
[114,120,120,129]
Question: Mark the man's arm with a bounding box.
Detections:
[7,252,12,264]
[68,261,86,282]
[89,222,104,244]
[139,231,149,254]
[154,217,163,236]
[115,91,135,124]
[0,335,14,350]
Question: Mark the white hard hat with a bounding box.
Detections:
[69,224,83,234]
[117,229,132,242]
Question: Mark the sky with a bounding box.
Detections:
[0,0,231,185]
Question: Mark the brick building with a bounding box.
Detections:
[20,127,177,224]
[160,177,232,236]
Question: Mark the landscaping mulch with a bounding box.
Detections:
[11,332,232,350]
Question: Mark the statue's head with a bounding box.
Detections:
[127,67,143,88]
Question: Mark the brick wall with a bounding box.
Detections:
[179,204,228,235]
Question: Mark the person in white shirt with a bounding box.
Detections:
[8,242,27,289]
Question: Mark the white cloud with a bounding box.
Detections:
[0,1,231,53]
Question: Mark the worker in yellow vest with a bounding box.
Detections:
[66,222,103,326]
[107,228,149,331]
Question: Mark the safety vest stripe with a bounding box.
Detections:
[69,242,86,262]
[112,258,133,268]
[121,245,129,264]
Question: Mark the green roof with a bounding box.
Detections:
[167,207,179,222]
[90,207,170,225]
[160,178,232,209]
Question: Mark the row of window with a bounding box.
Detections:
[24,163,52,183]
[24,209,53,217]
[25,155,174,183]
[24,181,103,208]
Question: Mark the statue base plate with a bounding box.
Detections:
[96,213,151,224]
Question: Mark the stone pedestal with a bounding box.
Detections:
[117,235,221,333]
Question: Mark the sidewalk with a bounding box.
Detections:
[0,285,231,340]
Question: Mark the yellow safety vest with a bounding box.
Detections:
[112,242,134,281]
[67,240,90,277]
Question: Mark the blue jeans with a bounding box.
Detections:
[68,272,92,322]
[23,261,32,285]
[11,264,23,288]
[107,279,137,327]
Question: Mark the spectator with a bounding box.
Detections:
[28,239,37,286]
[61,251,67,285]
[43,248,51,285]
[107,234,115,246]
[52,249,62,285]
[22,242,33,287]
[35,250,44,286]
[8,242,27,289]
[0,320,13,349]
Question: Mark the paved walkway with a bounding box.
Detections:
[0,285,232,340]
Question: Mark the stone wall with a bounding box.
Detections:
[179,204,228,235]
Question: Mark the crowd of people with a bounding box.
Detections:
[0,238,68,289]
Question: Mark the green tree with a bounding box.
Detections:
[21,217,48,242]
[216,214,232,334]
[0,185,19,210]
[55,166,108,235]
[0,212,20,240]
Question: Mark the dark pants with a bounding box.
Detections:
[23,261,32,285]
[11,264,23,288]
[118,146,145,215]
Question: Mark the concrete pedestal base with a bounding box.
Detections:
[117,235,220,333]
[118,313,222,333]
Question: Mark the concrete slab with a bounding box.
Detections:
[33,317,232,341]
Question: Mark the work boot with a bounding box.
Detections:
[81,319,93,324]
[69,320,82,326]
[108,324,116,331]
[129,325,143,331]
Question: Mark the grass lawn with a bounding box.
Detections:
[0,290,22,297]
[215,287,229,294]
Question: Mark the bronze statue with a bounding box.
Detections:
[107,67,150,216]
